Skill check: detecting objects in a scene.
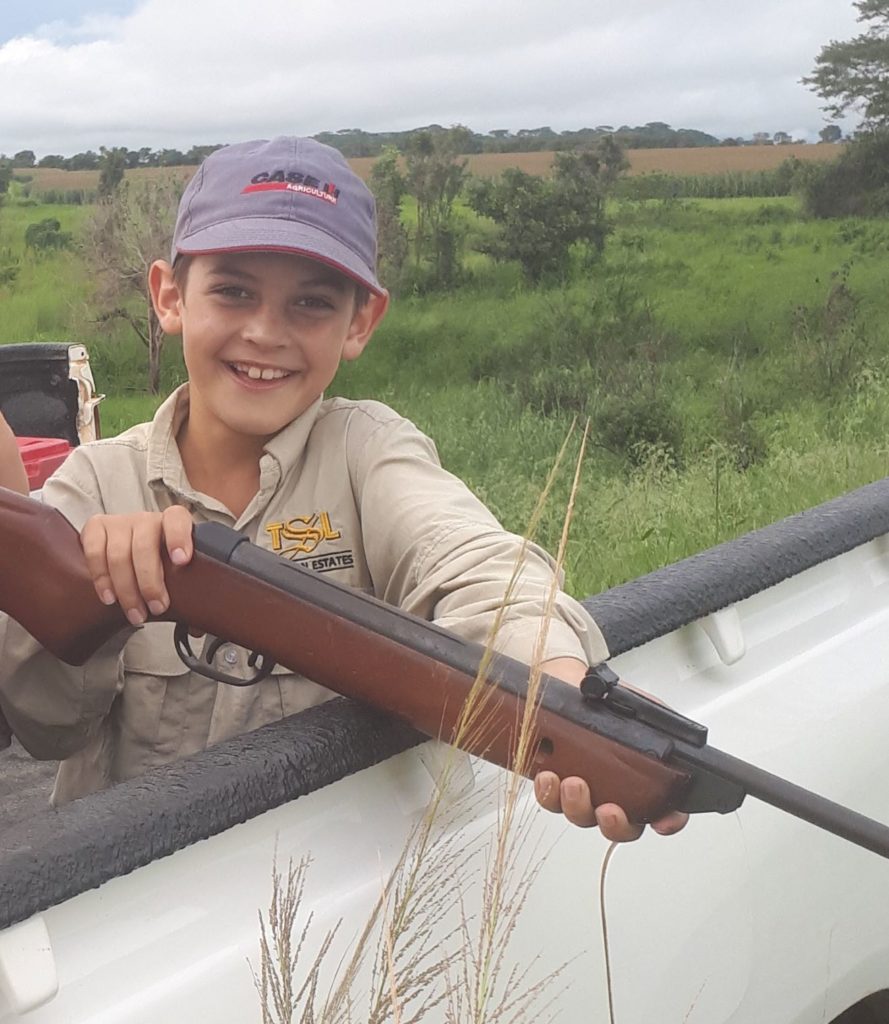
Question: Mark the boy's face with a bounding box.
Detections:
[150,251,388,445]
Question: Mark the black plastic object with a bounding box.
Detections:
[0,343,80,445]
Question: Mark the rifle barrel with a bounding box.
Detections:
[679,745,889,859]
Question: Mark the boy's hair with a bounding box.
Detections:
[171,253,372,310]
[170,137,382,298]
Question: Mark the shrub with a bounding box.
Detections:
[512,362,598,414]
[25,218,73,253]
[802,133,889,217]
[792,264,870,396]
[594,390,684,468]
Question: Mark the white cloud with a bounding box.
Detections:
[0,0,862,156]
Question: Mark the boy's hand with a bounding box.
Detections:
[535,657,689,842]
[81,506,194,625]
[533,773,688,841]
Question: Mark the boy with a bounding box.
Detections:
[0,137,684,841]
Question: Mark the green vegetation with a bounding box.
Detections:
[804,0,889,131]
[468,142,627,282]
[3,185,889,599]
[615,158,809,200]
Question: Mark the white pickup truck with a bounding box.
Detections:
[0,348,888,1023]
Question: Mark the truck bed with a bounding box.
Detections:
[3,477,889,1022]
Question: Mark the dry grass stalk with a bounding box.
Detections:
[251,854,341,1024]
[444,421,591,1024]
[255,423,589,1023]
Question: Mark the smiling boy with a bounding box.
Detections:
[0,137,684,841]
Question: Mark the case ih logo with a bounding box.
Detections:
[242,170,339,204]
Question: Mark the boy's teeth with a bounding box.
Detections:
[233,363,288,381]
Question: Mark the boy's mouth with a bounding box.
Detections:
[228,361,294,382]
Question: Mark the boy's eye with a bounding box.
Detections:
[213,284,251,300]
[296,295,335,310]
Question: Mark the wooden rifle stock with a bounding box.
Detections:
[4,486,889,857]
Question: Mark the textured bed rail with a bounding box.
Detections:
[0,699,421,931]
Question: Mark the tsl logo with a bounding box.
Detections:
[265,513,342,558]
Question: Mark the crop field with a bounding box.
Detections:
[15,143,844,195]
[355,143,844,179]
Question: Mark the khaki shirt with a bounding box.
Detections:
[0,386,608,804]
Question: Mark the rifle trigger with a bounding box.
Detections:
[173,624,277,687]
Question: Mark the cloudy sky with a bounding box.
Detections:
[0,0,862,157]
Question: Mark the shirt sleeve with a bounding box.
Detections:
[0,449,132,760]
[350,411,609,668]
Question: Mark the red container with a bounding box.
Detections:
[15,437,73,490]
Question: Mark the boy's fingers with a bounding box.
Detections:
[651,810,689,836]
[131,513,169,616]
[559,777,599,829]
[101,520,147,625]
[534,771,562,812]
[535,772,649,839]
[161,505,194,565]
[595,803,645,842]
[81,518,117,607]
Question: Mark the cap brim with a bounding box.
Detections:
[175,218,384,296]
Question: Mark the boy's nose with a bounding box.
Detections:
[242,306,288,348]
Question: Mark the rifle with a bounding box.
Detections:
[3,486,889,858]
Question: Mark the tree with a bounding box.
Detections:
[68,150,99,170]
[403,126,470,290]
[98,146,127,197]
[804,0,889,129]
[81,179,182,393]
[368,146,408,292]
[12,150,35,168]
[467,139,628,283]
[819,124,844,142]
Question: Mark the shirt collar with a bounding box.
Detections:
[146,384,324,519]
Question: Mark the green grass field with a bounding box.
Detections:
[3,190,888,597]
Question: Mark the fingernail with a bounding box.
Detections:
[126,608,145,626]
[564,780,582,800]
[100,590,116,606]
[170,548,188,565]
[147,599,166,616]
[534,775,551,800]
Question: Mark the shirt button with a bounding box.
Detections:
[222,647,239,666]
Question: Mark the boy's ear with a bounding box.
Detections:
[341,289,390,362]
[148,260,183,335]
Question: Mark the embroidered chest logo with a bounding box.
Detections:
[265,513,354,573]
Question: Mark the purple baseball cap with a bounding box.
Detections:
[171,136,383,295]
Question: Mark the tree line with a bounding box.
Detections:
[4,119,839,174]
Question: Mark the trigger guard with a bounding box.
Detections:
[173,623,277,687]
